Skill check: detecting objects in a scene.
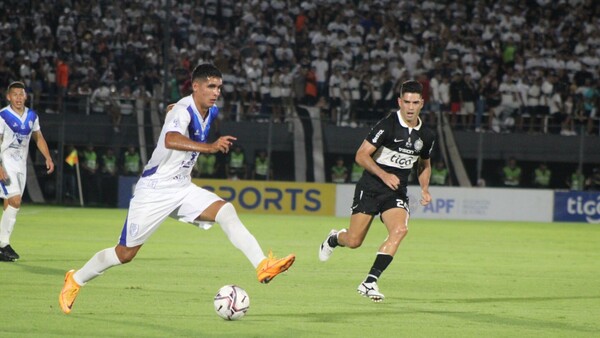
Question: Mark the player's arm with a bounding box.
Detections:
[355,140,400,190]
[417,157,432,206]
[165,131,236,154]
[32,130,55,174]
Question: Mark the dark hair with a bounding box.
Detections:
[400,80,423,97]
[191,63,222,82]
[7,81,25,91]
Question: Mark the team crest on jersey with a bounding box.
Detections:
[129,223,139,237]
[414,138,423,151]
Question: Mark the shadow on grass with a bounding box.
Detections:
[12,261,67,275]
[249,295,600,334]
[424,295,600,304]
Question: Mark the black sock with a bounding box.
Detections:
[327,232,339,247]
[364,253,393,283]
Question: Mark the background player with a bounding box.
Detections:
[59,64,295,314]
[0,81,54,261]
[318,80,435,302]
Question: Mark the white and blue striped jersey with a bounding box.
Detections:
[139,95,218,188]
[0,105,40,172]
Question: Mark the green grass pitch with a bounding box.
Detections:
[1,205,599,337]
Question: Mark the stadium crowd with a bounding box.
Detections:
[0,0,599,135]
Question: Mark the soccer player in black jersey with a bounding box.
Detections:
[319,80,435,302]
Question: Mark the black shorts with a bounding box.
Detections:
[351,180,410,216]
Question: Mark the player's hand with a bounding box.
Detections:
[420,189,432,206]
[46,159,55,174]
[166,103,176,113]
[381,172,400,190]
[212,136,237,154]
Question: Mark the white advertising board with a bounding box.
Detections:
[336,185,553,222]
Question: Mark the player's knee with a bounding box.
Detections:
[119,254,135,264]
[115,246,139,264]
[8,197,22,209]
[344,236,363,249]
[390,226,408,240]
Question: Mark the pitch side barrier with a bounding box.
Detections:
[118,177,336,215]
[337,185,599,224]
[117,178,599,223]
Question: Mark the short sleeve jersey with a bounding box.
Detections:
[360,111,435,193]
[140,95,218,187]
[0,105,40,171]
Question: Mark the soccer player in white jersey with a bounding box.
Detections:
[0,81,54,262]
[318,80,435,302]
[59,64,295,314]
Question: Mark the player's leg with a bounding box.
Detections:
[199,200,266,268]
[0,194,23,260]
[319,182,376,261]
[181,187,294,283]
[60,187,174,314]
[358,204,410,302]
[318,212,373,261]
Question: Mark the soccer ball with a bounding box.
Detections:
[213,285,250,320]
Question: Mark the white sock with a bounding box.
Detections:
[73,247,122,285]
[216,203,265,268]
[0,205,19,247]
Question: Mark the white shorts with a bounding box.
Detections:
[0,165,26,199]
[118,182,223,247]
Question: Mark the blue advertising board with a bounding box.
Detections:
[554,191,600,223]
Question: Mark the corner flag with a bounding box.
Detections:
[65,150,78,166]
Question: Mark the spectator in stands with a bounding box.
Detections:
[101,147,118,207]
[577,78,599,135]
[328,68,343,125]
[122,145,141,176]
[495,74,519,133]
[460,73,477,131]
[586,167,600,191]
[350,161,363,184]
[501,157,521,187]
[304,66,318,106]
[226,145,246,180]
[448,72,462,128]
[311,50,329,100]
[560,88,577,136]
[482,76,501,132]
[56,57,69,113]
[430,160,449,186]
[532,162,552,189]
[194,153,219,179]
[269,69,283,123]
[80,144,101,205]
[331,157,348,184]
[567,168,586,191]
[527,77,543,134]
[252,149,272,181]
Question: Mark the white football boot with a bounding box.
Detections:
[357,281,385,302]
[318,229,338,261]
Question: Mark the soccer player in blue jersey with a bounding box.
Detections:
[59,64,295,314]
[0,81,54,262]
[319,80,435,302]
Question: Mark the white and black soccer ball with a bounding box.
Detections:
[213,285,250,320]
